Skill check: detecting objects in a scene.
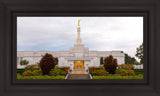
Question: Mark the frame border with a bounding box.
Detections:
[0,0,160,96]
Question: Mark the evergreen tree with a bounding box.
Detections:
[125,53,140,65]
[100,57,104,65]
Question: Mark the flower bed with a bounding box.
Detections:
[89,67,105,72]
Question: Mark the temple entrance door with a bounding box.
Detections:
[74,61,84,69]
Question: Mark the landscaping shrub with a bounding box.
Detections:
[32,69,43,76]
[60,71,67,76]
[126,70,135,76]
[23,70,32,76]
[133,69,143,75]
[17,73,22,78]
[138,74,143,77]
[118,64,134,70]
[97,69,108,76]
[55,66,70,71]
[17,69,25,75]
[49,69,62,76]
[104,55,118,74]
[91,71,98,76]
[115,69,126,76]
[20,59,29,66]
[89,67,104,71]
[39,53,57,75]
[115,69,135,76]
[25,65,37,71]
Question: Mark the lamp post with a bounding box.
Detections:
[86,64,89,72]
[69,64,72,74]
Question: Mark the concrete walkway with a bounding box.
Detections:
[70,69,88,74]
[66,69,91,79]
[66,74,91,79]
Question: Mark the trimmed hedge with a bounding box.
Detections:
[133,69,143,75]
[49,69,62,76]
[55,67,70,71]
[92,75,143,79]
[89,67,104,72]
[118,64,134,70]
[91,69,108,76]
[17,69,25,75]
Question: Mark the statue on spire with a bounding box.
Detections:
[77,19,81,44]
[78,19,80,26]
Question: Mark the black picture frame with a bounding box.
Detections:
[0,0,160,96]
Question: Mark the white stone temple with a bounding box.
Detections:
[17,20,125,70]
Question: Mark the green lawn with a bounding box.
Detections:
[92,75,143,79]
[17,74,65,79]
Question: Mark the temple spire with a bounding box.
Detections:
[78,19,80,26]
[76,20,81,44]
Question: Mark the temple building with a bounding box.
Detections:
[17,20,125,70]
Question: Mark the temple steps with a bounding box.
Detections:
[66,74,91,79]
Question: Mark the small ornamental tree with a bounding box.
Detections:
[55,57,58,65]
[39,53,56,75]
[20,60,29,66]
[104,55,118,74]
[135,43,143,64]
[100,57,104,65]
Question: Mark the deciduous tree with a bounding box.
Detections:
[39,53,56,75]
[104,55,118,74]
[135,43,143,64]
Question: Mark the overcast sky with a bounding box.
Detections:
[17,17,143,57]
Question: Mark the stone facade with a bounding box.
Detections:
[17,20,125,70]
[17,48,124,70]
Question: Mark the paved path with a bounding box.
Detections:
[70,69,88,74]
[66,69,91,79]
[66,74,91,79]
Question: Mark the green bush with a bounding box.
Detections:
[20,59,29,66]
[91,71,98,76]
[126,70,135,76]
[32,69,43,76]
[115,69,136,76]
[138,74,143,77]
[23,70,32,76]
[25,65,37,71]
[60,71,67,76]
[118,64,134,70]
[115,69,126,76]
[49,69,62,76]
[97,69,108,76]
[17,73,22,78]
[89,67,104,70]
[55,66,70,71]
[133,69,143,75]
[17,69,25,75]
